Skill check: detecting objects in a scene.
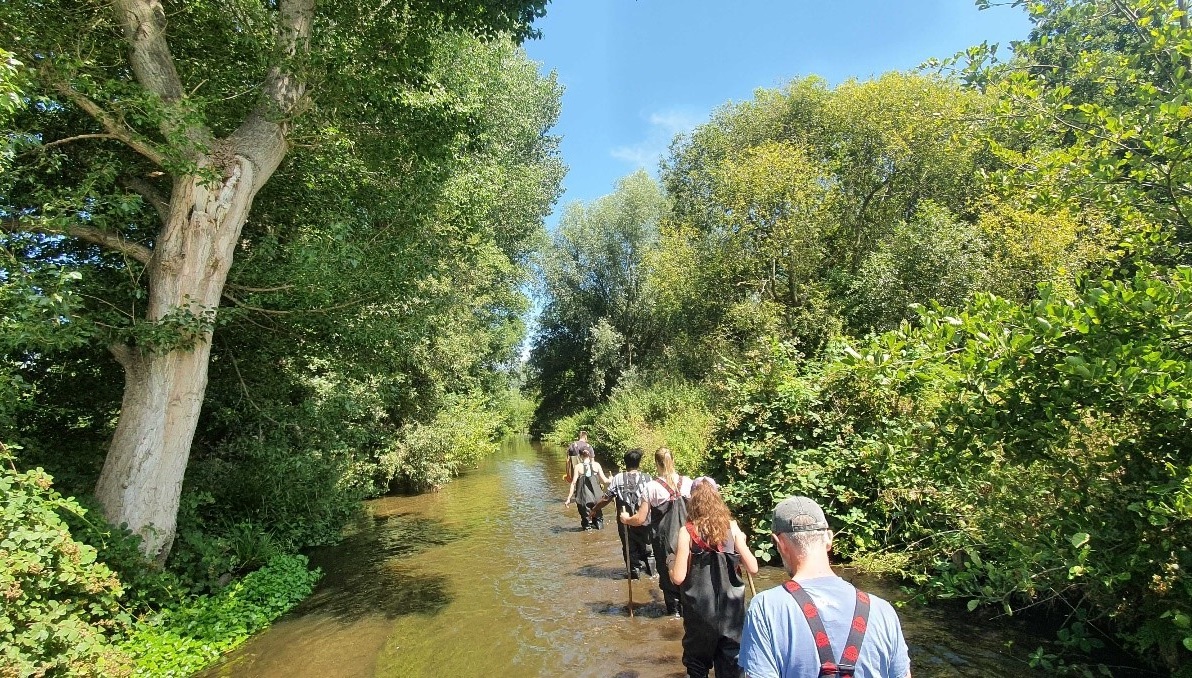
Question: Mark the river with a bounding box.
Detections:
[205,437,1041,677]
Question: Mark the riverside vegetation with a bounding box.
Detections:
[2,0,555,674]
[4,1,1192,676]
[534,2,1192,675]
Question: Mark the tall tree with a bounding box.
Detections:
[529,170,665,419]
[0,0,547,559]
[653,73,995,369]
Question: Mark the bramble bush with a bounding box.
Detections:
[711,259,1192,675]
[0,446,132,678]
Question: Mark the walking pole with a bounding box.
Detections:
[620,519,634,617]
[746,569,757,598]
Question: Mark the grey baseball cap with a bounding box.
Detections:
[772,496,831,533]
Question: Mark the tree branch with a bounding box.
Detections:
[230,0,316,189]
[120,176,171,225]
[225,282,295,293]
[52,83,166,166]
[41,133,123,151]
[2,216,153,266]
[221,290,369,316]
[111,0,184,103]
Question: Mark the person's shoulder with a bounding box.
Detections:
[748,584,794,614]
[864,590,903,621]
[842,586,906,637]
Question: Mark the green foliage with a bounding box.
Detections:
[528,171,666,422]
[120,554,320,677]
[490,383,537,436]
[0,448,320,677]
[849,201,992,333]
[0,447,132,678]
[976,0,1192,249]
[650,72,1004,374]
[711,259,1192,673]
[546,381,715,475]
[379,396,501,491]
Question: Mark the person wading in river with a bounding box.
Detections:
[564,446,609,530]
[670,477,758,678]
[565,430,593,483]
[737,496,911,678]
[590,448,653,579]
[621,446,691,616]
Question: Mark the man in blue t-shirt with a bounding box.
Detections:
[738,496,912,678]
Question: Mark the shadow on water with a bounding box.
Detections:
[572,564,627,578]
[207,437,1158,678]
[296,513,460,621]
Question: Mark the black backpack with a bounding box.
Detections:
[612,470,651,515]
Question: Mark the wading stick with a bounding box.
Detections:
[620,520,634,617]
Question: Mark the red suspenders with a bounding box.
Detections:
[782,580,872,678]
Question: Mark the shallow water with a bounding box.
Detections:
[205,437,1047,677]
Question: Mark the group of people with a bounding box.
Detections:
[562,431,912,678]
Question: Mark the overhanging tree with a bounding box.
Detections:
[0,0,547,559]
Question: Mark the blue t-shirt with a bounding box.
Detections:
[739,575,910,678]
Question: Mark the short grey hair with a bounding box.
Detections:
[781,528,832,553]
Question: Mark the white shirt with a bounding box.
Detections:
[644,475,692,507]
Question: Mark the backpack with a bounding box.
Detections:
[612,471,651,515]
[652,476,689,553]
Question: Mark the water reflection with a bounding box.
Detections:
[205,437,1055,677]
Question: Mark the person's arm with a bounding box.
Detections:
[621,497,650,526]
[739,599,782,678]
[563,473,579,506]
[596,462,612,485]
[732,521,759,575]
[669,526,692,586]
[588,495,612,519]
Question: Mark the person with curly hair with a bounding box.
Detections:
[670,477,759,678]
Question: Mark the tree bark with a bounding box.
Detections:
[95,157,259,561]
[91,0,313,561]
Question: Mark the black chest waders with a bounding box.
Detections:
[781,580,873,678]
[680,524,746,678]
[650,479,687,614]
[575,461,602,529]
[613,472,654,579]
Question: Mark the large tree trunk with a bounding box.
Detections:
[95,156,259,561]
[91,0,309,561]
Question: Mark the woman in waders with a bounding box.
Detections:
[621,447,691,616]
[670,477,758,678]
[563,447,609,530]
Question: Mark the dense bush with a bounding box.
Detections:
[379,396,501,491]
[0,448,131,677]
[711,259,1192,674]
[546,381,715,475]
[120,554,320,677]
[0,449,322,678]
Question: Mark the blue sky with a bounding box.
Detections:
[523,1,1033,225]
